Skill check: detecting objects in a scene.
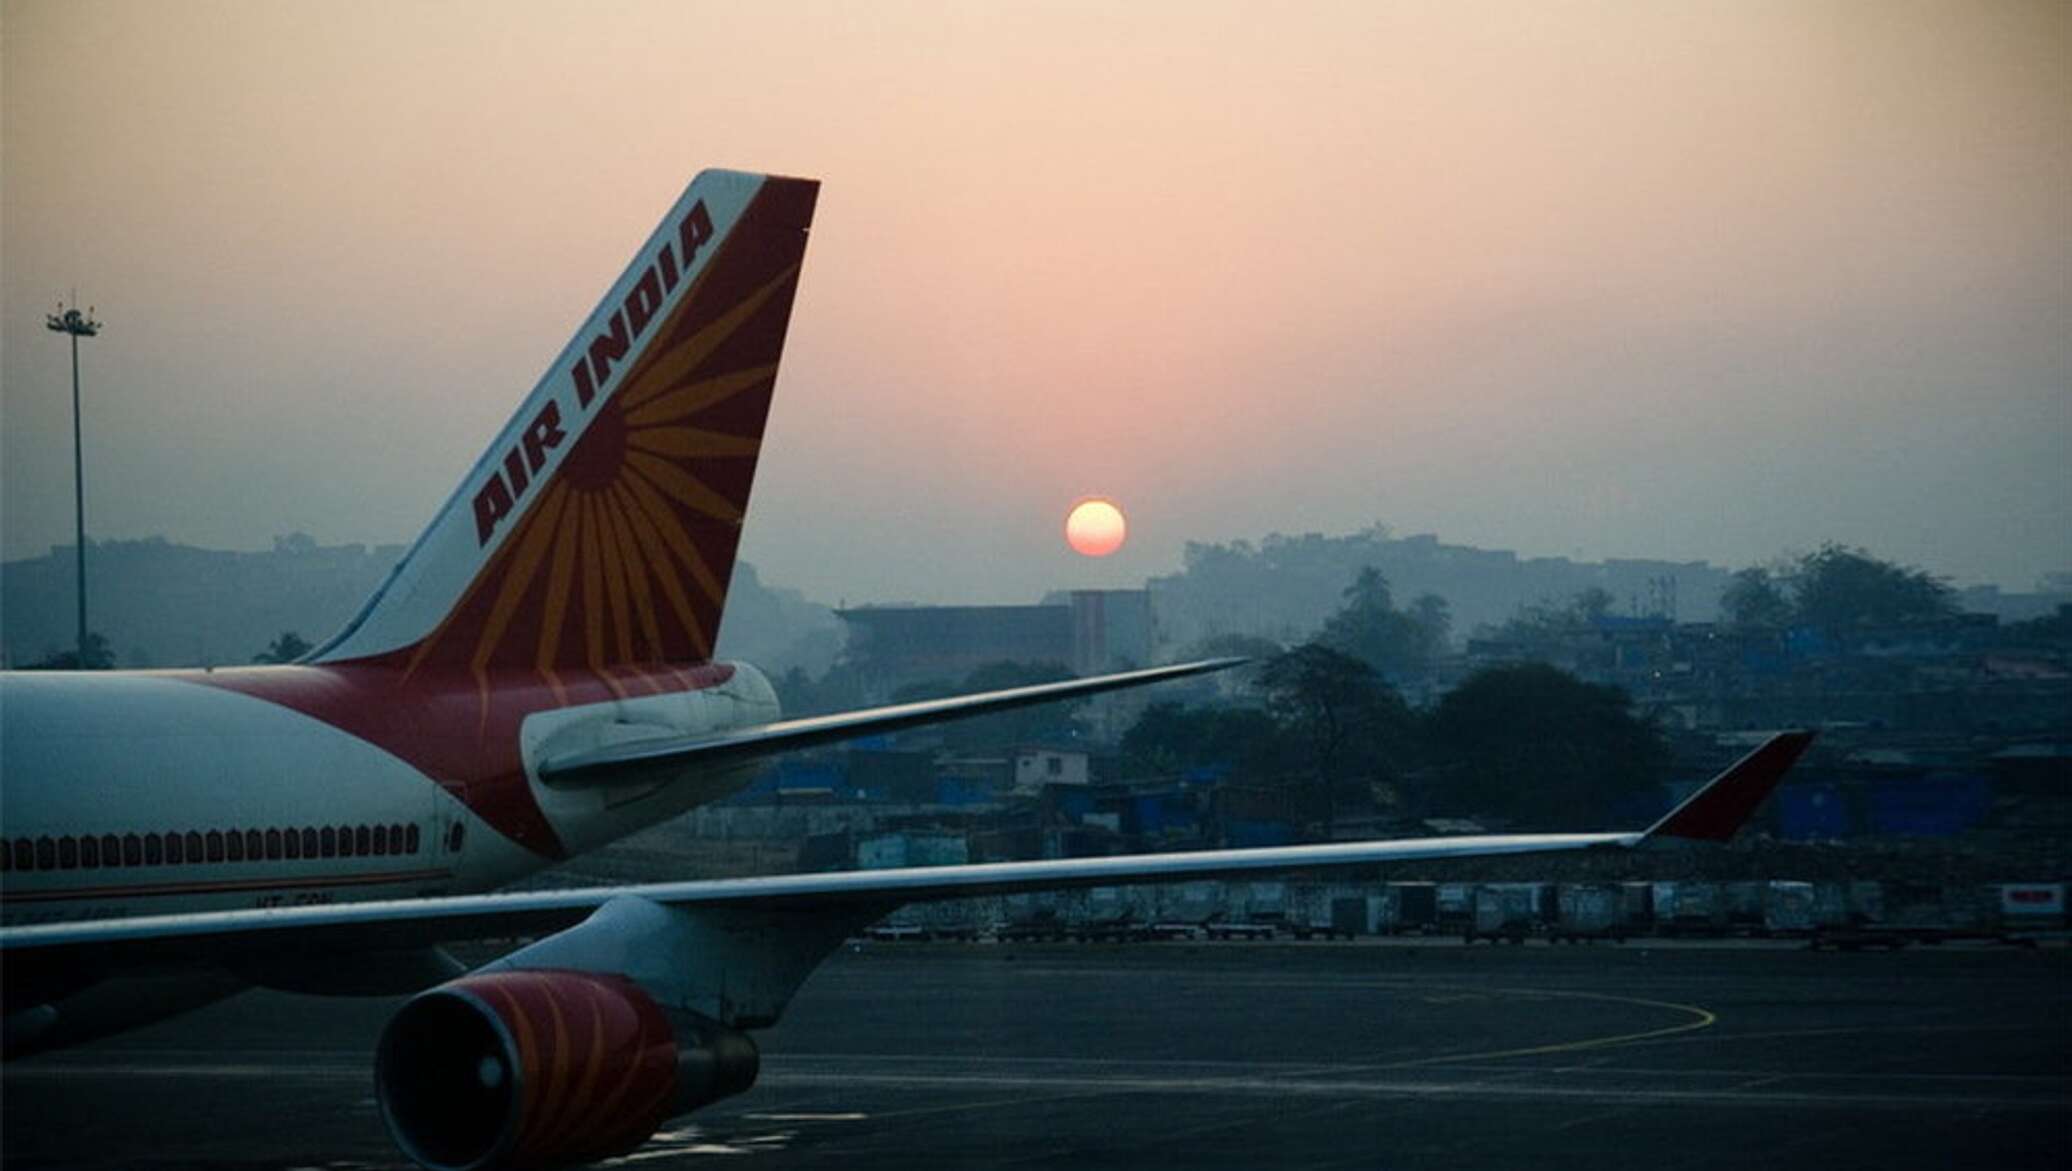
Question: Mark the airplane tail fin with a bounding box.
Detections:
[310,170,819,675]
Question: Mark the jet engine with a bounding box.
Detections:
[374,968,758,1171]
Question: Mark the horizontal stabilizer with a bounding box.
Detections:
[538,658,1246,786]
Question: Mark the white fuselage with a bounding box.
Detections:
[0,665,779,927]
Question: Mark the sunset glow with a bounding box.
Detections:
[2,3,2065,602]
[1065,499,1127,558]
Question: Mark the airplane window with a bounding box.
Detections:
[321,826,337,857]
[103,834,121,866]
[226,831,244,862]
[1,842,11,871]
[12,840,31,870]
[246,830,264,860]
[338,826,355,858]
[36,837,57,870]
[122,834,143,866]
[58,837,79,869]
[166,833,184,865]
[372,825,389,856]
[144,834,164,865]
[80,836,99,868]
[354,825,371,856]
[186,831,204,863]
[302,828,319,857]
[207,831,225,863]
[266,829,283,860]
[283,829,301,860]
[447,822,465,853]
[391,823,406,853]
[406,824,421,854]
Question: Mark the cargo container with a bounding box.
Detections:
[1287,884,1365,940]
[1072,886,1147,942]
[1365,893,1391,935]
[1995,883,2066,930]
[856,831,969,870]
[1436,883,1475,934]
[1242,882,1289,928]
[1761,881,1817,936]
[1811,882,1854,929]
[914,897,990,941]
[1551,883,1627,943]
[1618,882,1654,930]
[1723,882,1766,934]
[1155,881,1225,927]
[994,892,1069,942]
[1468,883,1549,944]
[1389,882,1440,935]
[1652,882,1725,936]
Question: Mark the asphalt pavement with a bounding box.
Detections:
[3,939,2066,1170]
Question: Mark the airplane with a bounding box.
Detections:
[0,168,1817,1171]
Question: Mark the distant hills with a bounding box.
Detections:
[5,527,2055,671]
[0,533,842,673]
[1147,527,1734,651]
[1148,530,2067,653]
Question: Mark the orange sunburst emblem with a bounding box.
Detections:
[404,258,805,688]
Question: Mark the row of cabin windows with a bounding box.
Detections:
[0,821,463,874]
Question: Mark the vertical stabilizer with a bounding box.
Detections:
[311,170,819,674]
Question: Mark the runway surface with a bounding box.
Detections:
[4,940,2067,1169]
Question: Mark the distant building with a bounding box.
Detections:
[838,604,1073,690]
[838,588,1159,694]
[1016,746,1091,789]
[1060,589,1155,675]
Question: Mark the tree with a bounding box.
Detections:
[1497,587,1617,642]
[1721,567,1793,627]
[1185,632,1285,661]
[1258,643,1415,838]
[935,660,1083,751]
[1119,701,1284,779]
[1409,593,1452,650]
[253,631,313,664]
[1423,663,1667,829]
[1318,566,1448,679]
[1786,544,1956,631]
[1573,586,1615,623]
[25,631,114,670]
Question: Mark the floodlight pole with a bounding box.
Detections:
[46,299,102,667]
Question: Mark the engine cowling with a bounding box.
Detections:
[375,969,758,1171]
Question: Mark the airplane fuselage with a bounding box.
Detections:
[0,663,780,927]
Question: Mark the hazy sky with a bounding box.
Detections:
[4,0,2066,606]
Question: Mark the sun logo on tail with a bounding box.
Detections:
[403,258,805,690]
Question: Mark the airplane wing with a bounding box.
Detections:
[538,657,1246,787]
[1,731,1814,966]
[2,731,1812,1169]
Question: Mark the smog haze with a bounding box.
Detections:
[3,0,2066,604]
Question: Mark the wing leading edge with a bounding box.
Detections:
[537,657,1247,787]
[0,731,1812,968]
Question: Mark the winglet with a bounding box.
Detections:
[1640,731,1816,844]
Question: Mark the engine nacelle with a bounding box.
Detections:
[375,969,757,1171]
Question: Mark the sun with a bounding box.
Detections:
[1065,498,1127,558]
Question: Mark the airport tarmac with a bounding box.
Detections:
[3,940,2067,1170]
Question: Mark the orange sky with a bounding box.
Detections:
[4,0,2067,603]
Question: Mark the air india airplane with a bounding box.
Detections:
[0,168,1814,1171]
